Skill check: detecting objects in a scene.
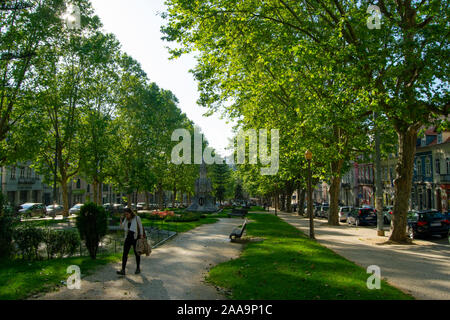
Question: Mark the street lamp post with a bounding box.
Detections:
[305,150,315,240]
[53,138,57,207]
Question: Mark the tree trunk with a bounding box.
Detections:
[329,160,344,226]
[93,180,98,205]
[298,188,306,216]
[275,193,279,213]
[127,193,132,208]
[61,179,69,217]
[390,125,419,242]
[158,184,164,210]
[145,192,149,210]
[98,183,102,205]
[172,185,177,208]
[280,194,286,212]
[286,191,293,213]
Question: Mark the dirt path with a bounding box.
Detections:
[277,211,450,300]
[36,218,243,300]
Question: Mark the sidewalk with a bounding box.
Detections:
[277,211,450,300]
[35,218,243,300]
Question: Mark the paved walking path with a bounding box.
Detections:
[35,218,243,300]
[277,211,450,300]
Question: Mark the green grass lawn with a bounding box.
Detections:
[206,213,413,300]
[140,216,220,233]
[0,253,122,300]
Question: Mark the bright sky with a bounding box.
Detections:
[90,0,236,157]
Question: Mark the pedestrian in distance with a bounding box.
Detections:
[117,208,144,276]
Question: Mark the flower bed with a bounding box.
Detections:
[140,210,175,221]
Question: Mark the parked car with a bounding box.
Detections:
[137,203,146,210]
[125,203,145,210]
[383,206,394,225]
[407,210,449,240]
[338,206,352,222]
[46,204,64,218]
[69,203,84,215]
[18,203,47,218]
[347,207,377,226]
[443,211,450,220]
[112,203,125,213]
[319,204,330,219]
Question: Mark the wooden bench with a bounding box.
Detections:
[228,208,248,218]
[229,219,248,241]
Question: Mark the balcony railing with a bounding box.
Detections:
[17,178,37,185]
[357,179,373,185]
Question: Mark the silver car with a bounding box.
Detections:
[69,203,84,215]
[46,204,64,218]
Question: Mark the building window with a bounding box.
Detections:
[447,158,450,174]
[390,168,394,180]
[20,167,25,179]
[10,167,16,179]
[437,133,443,144]
[416,159,422,176]
[87,184,90,193]
[425,158,431,177]
[76,179,81,189]
[27,168,32,178]
[436,159,441,174]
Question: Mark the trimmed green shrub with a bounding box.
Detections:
[44,229,60,259]
[0,194,18,259]
[44,229,80,259]
[63,229,81,257]
[166,211,201,222]
[76,203,107,260]
[13,225,45,260]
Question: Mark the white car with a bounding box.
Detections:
[69,204,84,215]
[338,206,353,222]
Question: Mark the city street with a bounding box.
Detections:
[278,212,450,300]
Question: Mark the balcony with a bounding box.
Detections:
[17,178,36,185]
[441,174,450,183]
[358,179,373,185]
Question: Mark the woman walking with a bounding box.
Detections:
[117,208,144,276]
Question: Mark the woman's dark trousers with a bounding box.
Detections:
[122,233,140,271]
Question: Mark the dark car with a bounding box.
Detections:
[347,207,377,226]
[313,204,321,217]
[407,210,449,240]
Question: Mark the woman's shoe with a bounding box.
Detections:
[135,269,141,275]
[116,270,126,276]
